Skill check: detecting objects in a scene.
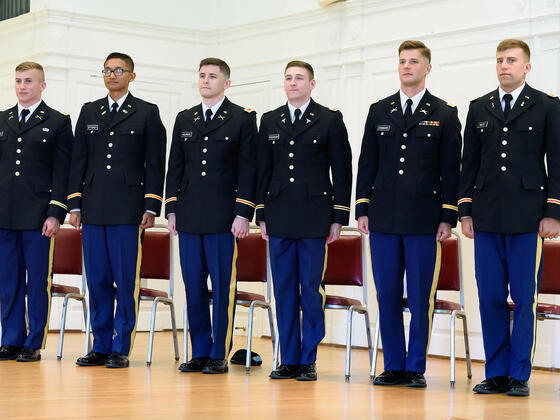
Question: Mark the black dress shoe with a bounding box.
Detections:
[404,371,427,388]
[269,364,299,379]
[202,358,228,374]
[296,363,317,381]
[105,352,130,368]
[373,370,406,386]
[506,379,530,397]
[0,345,22,361]
[76,351,110,366]
[178,357,209,372]
[473,376,510,394]
[16,347,41,362]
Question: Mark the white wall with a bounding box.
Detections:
[2,0,560,369]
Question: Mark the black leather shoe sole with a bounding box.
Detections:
[269,371,298,379]
[16,352,41,362]
[202,365,228,374]
[105,357,129,368]
[76,355,110,366]
[506,387,530,397]
[373,371,406,386]
[296,373,317,381]
[178,359,208,372]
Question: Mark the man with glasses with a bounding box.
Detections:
[0,62,72,362]
[68,52,166,368]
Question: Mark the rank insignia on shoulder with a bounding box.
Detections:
[446,102,456,107]
[548,93,558,98]
[470,97,479,102]
[244,108,254,113]
[60,111,68,116]
[328,107,338,112]
[372,99,380,104]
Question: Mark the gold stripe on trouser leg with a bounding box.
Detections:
[223,238,239,358]
[319,240,328,310]
[425,240,442,354]
[127,227,143,357]
[40,237,56,349]
[530,234,543,362]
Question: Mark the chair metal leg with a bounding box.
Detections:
[57,295,71,360]
[450,312,456,386]
[84,304,91,356]
[272,323,280,370]
[371,314,381,381]
[246,303,256,372]
[81,298,91,354]
[147,298,159,366]
[266,305,277,368]
[169,302,179,361]
[183,303,188,364]
[345,308,354,381]
[462,315,472,379]
[364,311,373,366]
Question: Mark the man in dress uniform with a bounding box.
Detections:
[459,39,560,397]
[165,57,257,374]
[355,40,461,387]
[0,62,72,362]
[69,52,166,368]
[256,61,352,381]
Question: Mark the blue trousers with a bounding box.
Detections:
[474,232,542,381]
[370,232,441,373]
[269,236,327,365]
[82,224,143,356]
[0,229,54,349]
[179,232,237,360]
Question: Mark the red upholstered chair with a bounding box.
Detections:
[182,229,277,371]
[270,227,372,380]
[84,225,179,366]
[371,230,472,385]
[52,225,89,359]
[508,240,560,319]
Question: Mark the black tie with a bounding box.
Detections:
[404,98,413,125]
[110,103,118,119]
[293,108,302,130]
[19,109,30,128]
[205,109,213,126]
[503,93,513,119]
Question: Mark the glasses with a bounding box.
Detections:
[101,67,132,77]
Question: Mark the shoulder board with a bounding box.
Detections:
[244,107,255,113]
[84,101,92,105]
[470,97,480,103]
[446,102,456,108]
[548,93,558,98]
[328,107,338,112]
[372,99,380,105]
[60,111,69,116]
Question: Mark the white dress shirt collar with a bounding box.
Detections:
[108,91,129,112]
[202,96,226,121]
[498,83,525,110]
[399,88,426,115]
[287,99,311,123]
[17,99,42,122]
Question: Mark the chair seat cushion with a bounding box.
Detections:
[140,287,168,299]
[208,290,266,303]
[403,298,461,312]
[509,301,560,316]
[325,295,362,308]
[51,283,81,295]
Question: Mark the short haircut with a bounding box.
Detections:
[199,57,230,79]
[398,40,431,63]
[497,38,531,61]
[15,62,45,81]
[285,60,314,79]
[104,52,135,71]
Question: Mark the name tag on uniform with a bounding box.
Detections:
[376,125,391,132]
[180,131,193,138]
[476,121,488,128]
[268,134,280,140]
[87,124,99,132]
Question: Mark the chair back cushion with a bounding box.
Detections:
[141,231,170,279]
[323,235,363,286]
[237,233,267,283]
[541,240,560,294]
[53,228,82,275]
[437,237,460,291]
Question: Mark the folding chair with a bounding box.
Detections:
[270,227,373,380]
[509,240,560,320]
[84,225,179,366]
[183,230,277,371]
[52,225,89,360]
[371,230,472,385]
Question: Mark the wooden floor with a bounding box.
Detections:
[0,332,559,419]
